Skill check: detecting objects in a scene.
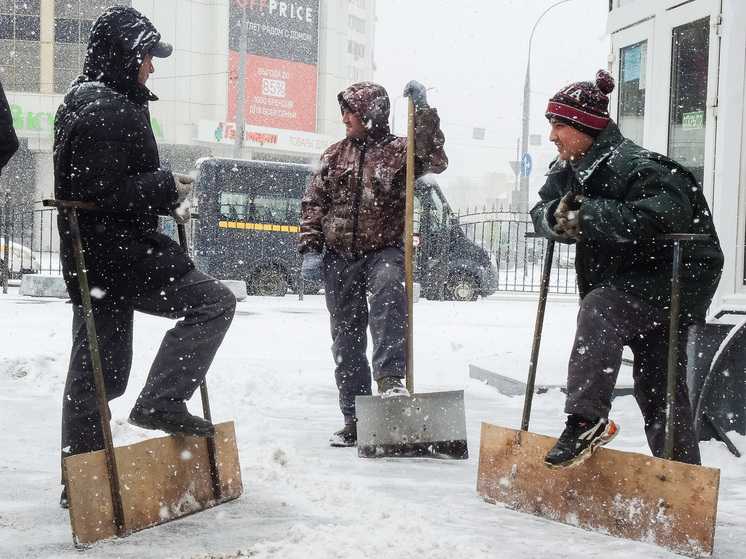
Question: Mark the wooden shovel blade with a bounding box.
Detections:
[476,422,719,557]
[63,421,242,546]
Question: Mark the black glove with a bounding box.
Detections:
[553,191,586,240]
[301,252,324,284]
[403,80,429,108]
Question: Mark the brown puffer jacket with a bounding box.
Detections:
[299,82,448,259]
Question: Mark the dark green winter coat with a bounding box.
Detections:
[531,120,723,322]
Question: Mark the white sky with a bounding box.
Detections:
[372,0,610,211]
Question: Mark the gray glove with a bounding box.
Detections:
[172,172,194,224]
[301,252,324,284]
[553,191,586,240]
[403,80,429,108]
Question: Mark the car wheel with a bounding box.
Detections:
[250,265,288,297]
[447,273,479,302]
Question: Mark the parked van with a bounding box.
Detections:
[190,157,497,300]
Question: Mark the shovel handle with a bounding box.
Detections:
[176,223,222,499]
[521,238,554,431]
[50,201,127,536]
[404,97,416,393]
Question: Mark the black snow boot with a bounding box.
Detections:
[544,414,618,470]
[128,404,215,437]
[329,424,357,447]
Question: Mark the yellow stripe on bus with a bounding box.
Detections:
[219,221,299,232]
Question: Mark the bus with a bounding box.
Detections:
[191,157,497,300]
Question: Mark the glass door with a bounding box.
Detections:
[668,17,710,187]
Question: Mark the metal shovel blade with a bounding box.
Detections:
[355,391,468,459]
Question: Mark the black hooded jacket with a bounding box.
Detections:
[0,79,19,174]
[53,6,192,305]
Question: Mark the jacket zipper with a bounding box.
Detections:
[350,143,366,257]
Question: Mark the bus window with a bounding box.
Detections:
[252,195,301,225]
[413,195,422,235]
[429,188,445,232]
[220,192,248,220]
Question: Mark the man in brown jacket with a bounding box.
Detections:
[299,80,448,446]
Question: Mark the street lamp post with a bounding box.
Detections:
[234,5,248,159]
[391,88,436,136]
[390,94,405,135]
[517,0,572,214]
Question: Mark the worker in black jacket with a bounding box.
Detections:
[53,6,235,506]
[0,79,19,174]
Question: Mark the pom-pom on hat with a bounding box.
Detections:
[546,69,616,137]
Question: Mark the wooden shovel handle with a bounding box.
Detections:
[404,97,415,393]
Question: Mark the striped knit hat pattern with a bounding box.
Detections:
[545,69,616,137]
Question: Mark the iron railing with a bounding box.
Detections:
[1,203,578,295]
[457,208,577,294]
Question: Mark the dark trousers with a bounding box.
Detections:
[323,247,408,423]
[61,268,236,458]
[565,286,700,464]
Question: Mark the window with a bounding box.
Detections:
[348,14,365,33]
[347,40,364,59]
[429,188,445,233]
[347,66,363,81]
[52,1,126,93]
[618,40,646,145]
[220,192,301,226]
[668,17,710,186]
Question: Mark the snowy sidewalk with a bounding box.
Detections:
[0,290,744,558]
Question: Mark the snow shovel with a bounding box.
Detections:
[476,233,720,557]
[44,200,242,546]
[355,97,468,460]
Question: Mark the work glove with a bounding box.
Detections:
[301,252,324,284]
[403,80,429,109]
[172,172,194,225]
[553,191,587,240]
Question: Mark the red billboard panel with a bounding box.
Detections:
[227,53,317,132]
[228,1,319,133]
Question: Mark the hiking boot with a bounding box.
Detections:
[128,404,215,437]
[376,376,410,398]
[329,424,357,447]
[60,487,69,509]
[544,414,619,470]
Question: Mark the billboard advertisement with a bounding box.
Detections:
[228,0,320,132]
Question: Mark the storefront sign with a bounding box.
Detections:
[7,102,164,138]
[198,119,333,155]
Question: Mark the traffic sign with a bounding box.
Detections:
[521,153,533,177]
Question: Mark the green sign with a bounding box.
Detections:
[682,110,705,130]
[8,103,164,138]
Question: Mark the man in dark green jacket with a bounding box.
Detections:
[531,70,723,469]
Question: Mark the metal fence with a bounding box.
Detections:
[457,208,577,294]
[1,202,62,281]
[1,202,578,295]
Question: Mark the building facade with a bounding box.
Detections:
[1,0,377,204]
[607,0,744,310]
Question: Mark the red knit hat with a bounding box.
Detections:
[545,69,616,137]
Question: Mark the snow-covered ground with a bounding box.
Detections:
[1,289,744,558]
